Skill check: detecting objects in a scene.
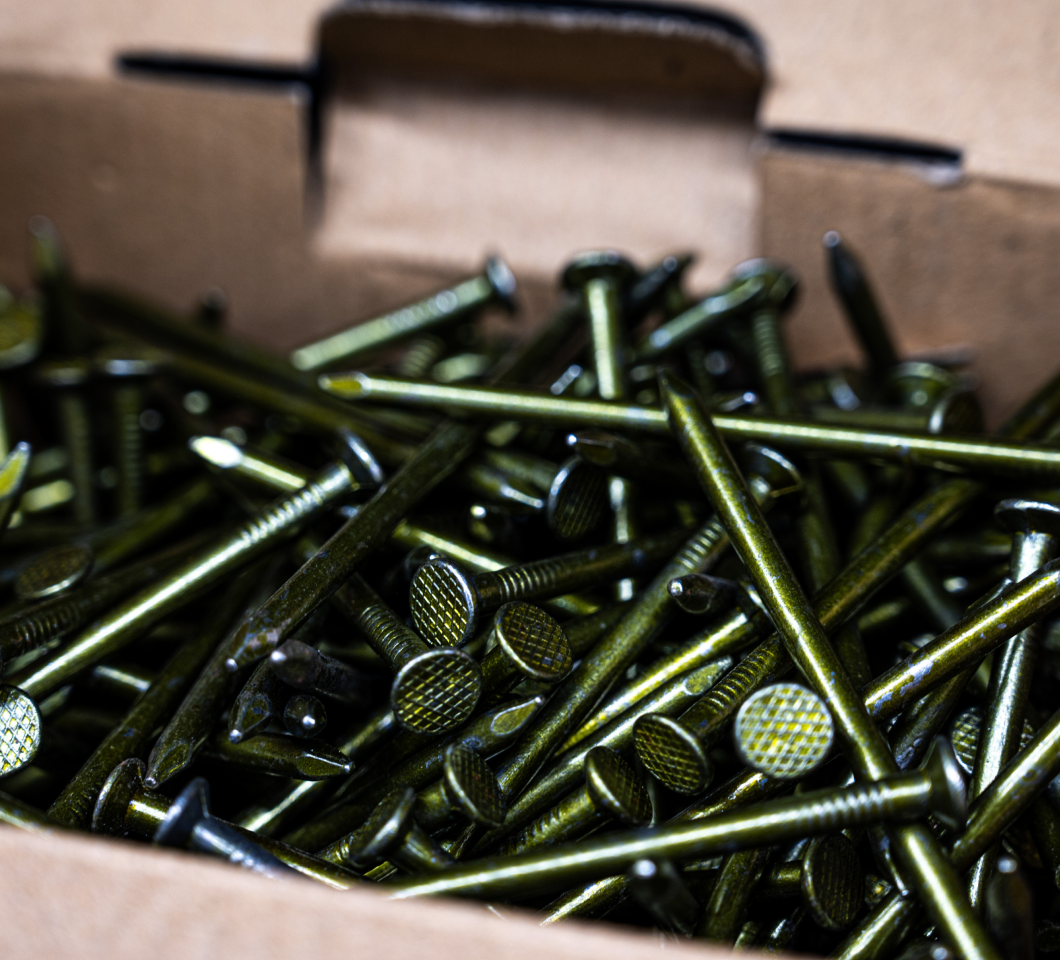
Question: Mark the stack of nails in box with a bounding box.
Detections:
[0,214,1057,959]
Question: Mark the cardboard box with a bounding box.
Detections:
[0,1,1056,957]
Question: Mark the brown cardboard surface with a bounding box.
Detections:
[0,825,737,959]
[760,147,1061,426]
[0,0,1056,185]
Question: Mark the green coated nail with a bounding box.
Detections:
[8,457,359,700]
[269,638,377,705]
[318,373,1059,480]
[205,730,353,780]
[14,544,94,601]
[282,692,328,738]
[411,744,505,833]
[96,350,159,518]
[93,758,361,889]
[496,747,651,856]
[961,499,1058,912]
[755,834,864,931]
[331,574,481,735]
[658,368,996,959]
[389,738,965,902]
[633,269,765,362]
[477,602,573,708]
[282,693,544,854]
[833,711,1060,959]
[228,659,288,743]
[291,257,516,371]
[409,529,686,648]
[320,786,454,874]
[46,583,251,829]
[229,420,480,672]
[35,359,96,526]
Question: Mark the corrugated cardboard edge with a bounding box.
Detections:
[0,825,763,959]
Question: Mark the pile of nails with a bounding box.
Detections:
[0,214,1057,960]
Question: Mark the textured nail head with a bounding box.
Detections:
[734,682,835,780]
[390,648,482,735]
[800,835,864,931]
[410,558,480,648]
[15,544,94,600]
[0,686,41,775]
[441,744,505,828]
[490,602,573,682]
[546,457,609,542]
[584,747,653,828]
[634,712,715,795]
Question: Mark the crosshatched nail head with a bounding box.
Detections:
[734,682,835,780]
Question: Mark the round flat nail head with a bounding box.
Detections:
[15,544,94,600]
[734,682,835,780]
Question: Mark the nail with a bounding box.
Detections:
[94,759,360,888]
[283,693,327,738]
[155,775,294,879]
[319,373,1060,479]
[96,350,159,518]
[331,574,481,734]
[410,529,685,648]
[986,854,1035,960]
[46,585,248,829]
[0,535,205,669]
[561,251,636,401]
[756,834,863,931]
[206,731,352,780]
[634,475,980,795]
[35,359,96,526]
[861,559,1059,722]
[633,273,764,361]
[164,349,418,469]
[833,711,1060,959]
[558,590,769,754]
[658,368,996,959]
[269,639,377,705]
[412,744,505,833]
[567,429,700,497]
[964,500,1059,911]
[822,231,901,381]
[0,442,31,536]
[668,573,738,617]
[733,682,834,780]
[9,458,358,700]
[233,706,396,837]
[0,685,41,776]
[229,420,480,672]
[321,786,454,873]
[468,656,731,859]
[497,747,651,856]
[477,603,572,707]
[389,737,965,901]
[228,660,289,743]
[730,259,800,416]
[283,693,543,854]
[697,846,773,942]
[488,444,797,815]
[471,450,609,541]
[395,334,448,379]
[189,435,309,493]
[190,439,606,618]
[291,257,516,371]
[145,562,281,789]
[623,253,693,322]
[14,544,94,601]
[626,857,700,935]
